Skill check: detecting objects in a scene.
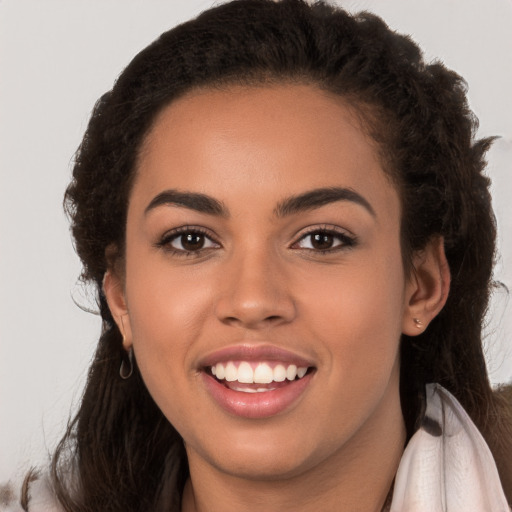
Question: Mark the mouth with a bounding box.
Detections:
[199,346,316,418]
[206,361,313,393]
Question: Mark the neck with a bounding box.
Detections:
[181,379,405,512]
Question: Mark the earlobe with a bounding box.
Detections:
[103,270,132,348]
[402,237,451,336]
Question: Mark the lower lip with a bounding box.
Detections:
[201,371,313,419]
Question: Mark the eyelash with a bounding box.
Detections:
[292,226,357,254]
[155,226,220,258]
[155,225,357,257]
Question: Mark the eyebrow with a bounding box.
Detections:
[274,187,376,218]
[145,190,228,217]
[144,186,375,219]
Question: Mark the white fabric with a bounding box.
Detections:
[391,383,510,511]
[1,384,509,511]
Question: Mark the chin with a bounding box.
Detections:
[210,451,317,482]
[186,421,339,483]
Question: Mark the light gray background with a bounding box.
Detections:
[1,0,511,481]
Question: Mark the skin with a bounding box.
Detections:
[104,84,449,512]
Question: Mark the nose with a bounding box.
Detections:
[214,247,297,329]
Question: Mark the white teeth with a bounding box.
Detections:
[237,362,254,383]
[254,363,274,384]
[273,364,287,382]
[286,364,298,380]
[224,362,237,382]
[230,386,276,393]
[210,361,310,384]
[236,386,257,393]
[214,363,225,380]
[297,367,308,378]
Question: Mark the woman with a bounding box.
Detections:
[2,0,511,510]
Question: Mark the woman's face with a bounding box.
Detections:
[108,84,418,480]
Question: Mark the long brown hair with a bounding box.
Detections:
[33,1,512,510]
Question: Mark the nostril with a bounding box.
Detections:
[214,289,297,327]
[220,314,288,328]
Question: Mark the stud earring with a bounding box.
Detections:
[120,347,134,379]
[413,318,423,329]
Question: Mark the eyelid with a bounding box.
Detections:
[290,224,357,251]
[155,225,221,254]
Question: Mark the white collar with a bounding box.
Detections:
[391,383,510,511]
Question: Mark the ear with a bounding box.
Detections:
[103,269,132,350]
[402,236,451,336]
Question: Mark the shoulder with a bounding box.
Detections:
[0,472,63,512]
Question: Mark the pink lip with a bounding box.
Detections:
[198,344,314,368]
[201,370,314,419]
[198,344,316,419]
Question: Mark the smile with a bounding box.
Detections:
[210,361,309,390]
[199,346,316,418]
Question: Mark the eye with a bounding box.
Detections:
[293,228,356,252]
[170,232,215,251]
[157,227,220,255]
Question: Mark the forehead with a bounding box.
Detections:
[133,84,399,219]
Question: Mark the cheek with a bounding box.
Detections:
[123,253,216,404]
[127,253,213,338]
[302,252,405,377]
[124,277,211,432]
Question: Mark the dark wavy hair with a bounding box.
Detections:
[32,0,512,510]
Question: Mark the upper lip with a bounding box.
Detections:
[198,343,315,369]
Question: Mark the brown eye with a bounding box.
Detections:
[295,229,355,252]
[311,232,335,250]
[180,233,205,251]
[167,230,218,252]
